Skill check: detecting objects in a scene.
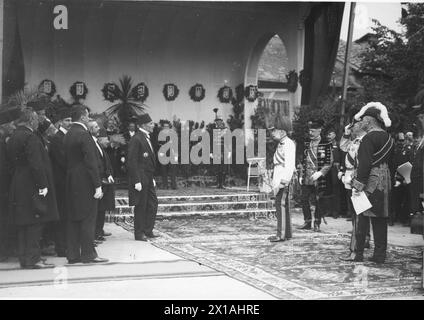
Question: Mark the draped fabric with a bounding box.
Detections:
[2,0,25,100]
[301,2,345,107]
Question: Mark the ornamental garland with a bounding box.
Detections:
[102,83,119,102]
[70,81,88,100]
[286,70,298,93]
[189,83,205,102]
[217,85,233,103]
[163,83,179,101]
[39,79,56,97]
[244,85,259,102]
[131,82,149,102]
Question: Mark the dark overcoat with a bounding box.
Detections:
[49,129,67,219]
[127,131,157,206]
[6,126,59,225]
[64,123,101,221]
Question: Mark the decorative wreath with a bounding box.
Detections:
[131,82,149,102]
[286,70,298,93]
[189,83,205,102]
[217,86,233,103]
[102,83,119,102]
[244,85,259,102]
[70,81,88,100]
[39,79,56,97]
[163,83,179,101]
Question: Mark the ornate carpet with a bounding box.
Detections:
[116,216,424,300]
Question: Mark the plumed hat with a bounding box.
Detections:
[137,113,153,125]
[0,107,22,125]
[354,102,391,128]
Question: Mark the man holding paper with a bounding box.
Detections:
[351,102,395,264]
[268,117,296,242]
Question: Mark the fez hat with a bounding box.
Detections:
[308,119,324,129]
[56,107,72,121]
[138,113,153,125]
[354,102,391,128]
[0,107,22,125]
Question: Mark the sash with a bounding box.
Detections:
[372,135,394,166]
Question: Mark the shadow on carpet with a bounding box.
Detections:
[116,216,423,300]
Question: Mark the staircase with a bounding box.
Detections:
[107,190,276,222]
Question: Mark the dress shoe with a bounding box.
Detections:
[313,221,321,232]
[298,222,312,230]
[135,234,148,241]
[145,232,159,238]
[102,231,112,237]
[268,236,285,242]
[83,257,109,264]
[67,259,82,264]
[339,253,358,261]
[24,261,55,269]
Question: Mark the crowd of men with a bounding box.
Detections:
[1,98,423,269]
[0,103,160,268]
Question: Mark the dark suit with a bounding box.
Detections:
[128,130,158,239]
[92,137,115,238]
[7,126,59,267]
[64,123,101,262]
[49,129,68,255]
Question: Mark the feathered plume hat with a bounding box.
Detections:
[354,102,392,128]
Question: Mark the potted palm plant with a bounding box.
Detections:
[103,75,148,132]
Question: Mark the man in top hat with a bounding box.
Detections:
[48,107,72,257]
[63,105,107,264]
[7,107,59,269]
[351,102,395,263]
[0,107,19,261]
[127,113,159,241]
[298,119,333,231]
[268,116,296,242]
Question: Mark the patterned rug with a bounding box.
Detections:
[116,216,424,300]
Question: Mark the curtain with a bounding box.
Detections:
[301,2,345,107]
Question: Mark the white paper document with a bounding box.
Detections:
[397,162,412,184]
[351,191,372,215]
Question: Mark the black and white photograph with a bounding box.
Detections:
[0,0,423,302]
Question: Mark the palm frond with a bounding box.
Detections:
[119,75,133,101]
[7,86,42,108]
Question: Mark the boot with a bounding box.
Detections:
[313,220,321,232]
[298,222,312,230]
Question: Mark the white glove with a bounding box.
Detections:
[311,171,323,181]
[120,157,125,163]
[299,177,304,185]
[39,188,48,197]
[337,172,344,180]
[153,179,156,188]
[108,175,115,184]
[394,181,401,187]
[94,187,103,199]
[344,124,352,135]
[135,183,142,191]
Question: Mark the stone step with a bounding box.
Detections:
[106,208,277,222]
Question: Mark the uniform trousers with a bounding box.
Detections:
[275,187,292,239]
[356,214,387,261]
[301,185,325,225]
